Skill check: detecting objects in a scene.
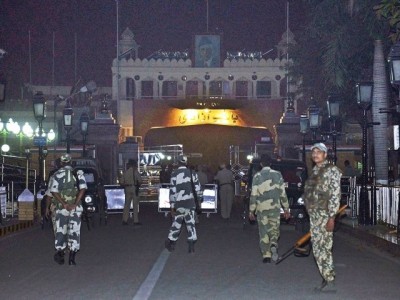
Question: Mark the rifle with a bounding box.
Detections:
[275,204,348,265]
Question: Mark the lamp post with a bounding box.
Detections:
[299,114,309,162]
[387,40,400,238]
[308,103,320,142]
[327,94,341,165]
[80,112,89,157]
[63,101,73,154]
[356,81,373,226]
[32,91,46,188]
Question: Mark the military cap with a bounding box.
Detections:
[178,155,188,164]
[311,142,328,152]
[60,153,72,163]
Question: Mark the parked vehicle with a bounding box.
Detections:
[72,158,107,226]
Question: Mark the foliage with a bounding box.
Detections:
[290,0,390,121]
[374,0,400,43]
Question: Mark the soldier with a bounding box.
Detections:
[165,155,201,253]
[302,143,342,293]
[249,154,290,263]
[50,154,87,265]
[214,163,234,220]
[121,159,142,225]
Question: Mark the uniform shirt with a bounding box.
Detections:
[121,166,142,188]
[214,168,234,186]
[304,161,342,218]
[50,165,87,203]
[169,166,201,209]
[249,166,289,214]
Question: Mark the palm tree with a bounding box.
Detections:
[372,40,389,184]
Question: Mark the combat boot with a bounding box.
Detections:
[164,239,176,252]
[69,250,77,266]
[54,250,65,265]
[188,240,196,253]
[270,244,279,262]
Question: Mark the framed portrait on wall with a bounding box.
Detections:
[194,35,221,68]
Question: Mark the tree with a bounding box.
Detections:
[290,0,389,117]
[374,0,400,43]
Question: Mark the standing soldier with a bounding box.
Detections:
[121,159,142,225]
[50,154,87,265]
[302,143,342,293]
[165,155,201,253]
[214,163,234,220]
[249,154,290,263]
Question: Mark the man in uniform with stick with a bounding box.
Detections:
[303,143,342,293]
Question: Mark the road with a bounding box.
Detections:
[1,202,400,300]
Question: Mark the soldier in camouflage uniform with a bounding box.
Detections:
[302,143,342,293]
[50,154,87,266]
[165,155,201,253]
[249,154,290,263]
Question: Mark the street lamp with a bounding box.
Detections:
[308,103,320,142]
[63,101,73,154]
[356,81,373,226]
[79,112,90,157]
[387,40,400,237]
[299,114,309,162]
[327,94,341,165]
[32,91,46,188]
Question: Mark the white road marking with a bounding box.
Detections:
[132,249,170,300]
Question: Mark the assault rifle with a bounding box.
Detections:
[275,204,348,265]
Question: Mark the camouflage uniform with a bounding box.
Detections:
[44,175,56,235]
[50,166,87,252]
[121,163,142,224]
[303,161,342,282]
[167,166,201,243]
[249,166,289,259]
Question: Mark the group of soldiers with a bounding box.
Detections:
[42,143,341,293]
[248,142,342,293]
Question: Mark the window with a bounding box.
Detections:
[209,81,223,97]
[235,81,248,99]
[186,81,199,98]
[141,81,153,98]
[162,81,177,99]
[126,78,135,100]
[256,81,272,98]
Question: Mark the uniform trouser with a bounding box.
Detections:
[168,207,197,242]
[257,210,280,258]
[123,188,140,223]
[309,209,335,282]
[219,185,234,219]
[55,205,83,252]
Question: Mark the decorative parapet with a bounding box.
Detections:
[114,57,288,68]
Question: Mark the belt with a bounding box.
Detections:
[220,183,232,186]
[124,184,134,187]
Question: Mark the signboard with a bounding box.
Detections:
[158,184,218,213]
[33,136,47,146]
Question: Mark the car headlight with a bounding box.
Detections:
[297,197,304,205]
[84,195,93,204]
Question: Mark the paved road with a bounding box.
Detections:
[1,202,400,300]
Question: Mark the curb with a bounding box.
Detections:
[339,221,400,257]
[0,220,35,238]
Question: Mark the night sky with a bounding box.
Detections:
[0,0,306,97]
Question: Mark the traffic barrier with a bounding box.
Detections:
[0,220,34,238]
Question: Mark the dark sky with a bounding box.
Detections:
[0,0,306,97]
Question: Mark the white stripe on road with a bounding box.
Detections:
[132,249,170,300]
